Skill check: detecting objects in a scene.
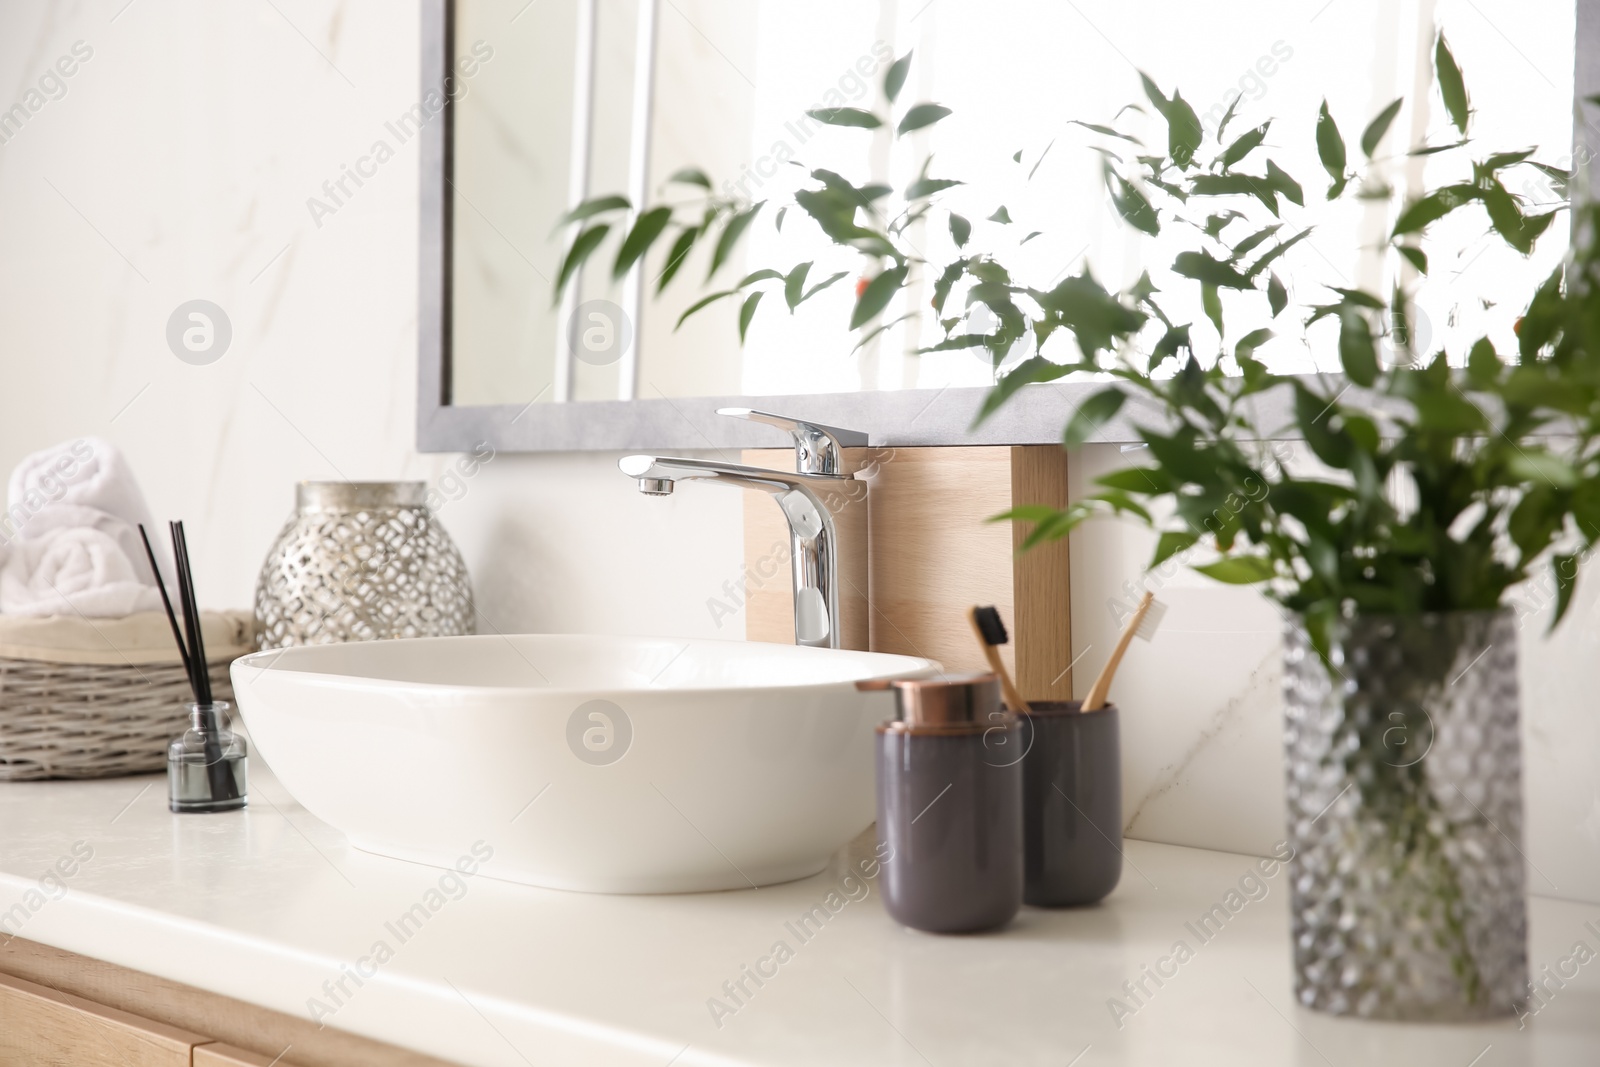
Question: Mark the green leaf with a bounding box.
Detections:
[1482,180,1557,254]
[931,257,969,314]
[674,288,738,330]
[1509,450,1579,488]
[1509,485,1563,558]
[1216,95,1242,141]
[805,107,882,129]
[1409,138,1470,157]
[974,356,1073,424]
[1201,283,1224,336]
[774,206,787,231]
[784,261,812,312]
[1109,174,1160,235]
[989,206,1012,223]
[1293,383,1353,468]
[1166,91,1203,167]
[898,103,952,136]
[1193,556,1275,584]
[1173,250,1253,290]
[1096,467,1173,494]
[851,311,917,353]
[1315,101,1347,198]
[738,291,763,345]
[1396,245,1428,274]
[1360,98,1404,157]
[612,206,674,279]
[1435,34,1470,135]
[1228,223,1282,261]
[921,333,989,353]
[1151,530,1199,567]
[1244,228,1314,280]
[555,194,629,229]
[1219,122,1270,169]
[1466,336,1500,386]
[1064,388,1126,447]
[555,222,610,299]
[1264,160,1304,207]
[906,175,963,199]
[1268,274,1287,316]
[802,270,848,302]
[1031,272,1147,355]
[990,504,1061,525]
[666,167,711,189]
[1190,173,1281,215]
[1392,183,1479,237]
[1338,308,1378,386]
[736,268,783,287]
[885,51,913,103]
[949,213,971,248]
[1235,327,1273,361]
[850,265,909,330]
[655,226,699,292]
[1552,555,1580,626]
[1068,120,1142,144]
[1139,72,1169,112]
[709,201,765,278]
[1028,140,1055,180]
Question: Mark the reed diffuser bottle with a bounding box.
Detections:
[168,700,247,813]
[139,521,247,813]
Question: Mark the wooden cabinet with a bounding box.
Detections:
[0,938,458,1066]
[194,1046,293,1067]
[0,971,208,1067]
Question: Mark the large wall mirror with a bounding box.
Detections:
[419,0,1581,453]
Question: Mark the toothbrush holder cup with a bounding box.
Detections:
[1018,701,1122,907]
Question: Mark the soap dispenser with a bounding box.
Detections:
[861,672,1024,933]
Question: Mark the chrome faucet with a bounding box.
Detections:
[619,408,869,649]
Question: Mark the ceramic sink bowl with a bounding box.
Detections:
[230,634,937,893]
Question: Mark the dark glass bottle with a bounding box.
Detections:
[865,672,1023,933]
[167,701,248,813]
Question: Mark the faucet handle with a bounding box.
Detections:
[716,408,868,476]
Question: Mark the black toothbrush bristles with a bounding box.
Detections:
[973,605,1009,647]
[138,524,193,687]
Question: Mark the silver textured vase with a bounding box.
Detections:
[1282,610,1527,1020]
[254,482,474,649]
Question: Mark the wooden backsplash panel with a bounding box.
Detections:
[743,445,1073,702]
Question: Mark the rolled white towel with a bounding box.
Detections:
[18,503,162,586]
[6,437,157,541]
[0,526,163,618]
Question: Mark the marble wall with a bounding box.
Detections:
[0,0,1594,911]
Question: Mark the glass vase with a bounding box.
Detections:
[1282,609,1527,1020]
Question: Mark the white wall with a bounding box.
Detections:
[0,0,740,643]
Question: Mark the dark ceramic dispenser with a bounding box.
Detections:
[862,672,1023,933]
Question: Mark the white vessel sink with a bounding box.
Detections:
[230,635,936,893]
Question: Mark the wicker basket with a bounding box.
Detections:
[0,611,256,781]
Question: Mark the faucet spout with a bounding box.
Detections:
[619,453,865,649]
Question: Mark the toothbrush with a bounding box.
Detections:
[967,606,1031,713]
[1081,592,1166,712]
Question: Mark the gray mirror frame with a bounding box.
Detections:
[419,0,1600,455]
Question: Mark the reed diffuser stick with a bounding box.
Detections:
[137,524,192,686]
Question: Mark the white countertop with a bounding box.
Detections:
[0,763,1596,1067]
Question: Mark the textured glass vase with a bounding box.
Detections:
[1282,610,1527,1020]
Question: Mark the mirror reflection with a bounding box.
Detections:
[448,0,1572,408]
